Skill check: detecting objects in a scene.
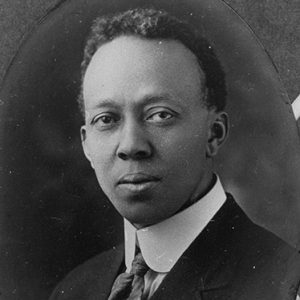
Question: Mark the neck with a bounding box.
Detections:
[132,171,215,229]
[178,173,216,212]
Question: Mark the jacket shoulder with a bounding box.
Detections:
[227,198,300,298]
[226,194,296,257]
[49,244,124,300]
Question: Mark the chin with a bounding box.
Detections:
[119,207,160,228]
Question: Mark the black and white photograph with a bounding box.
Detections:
[0,0,300,299]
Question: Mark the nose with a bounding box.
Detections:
[116,121,153,160]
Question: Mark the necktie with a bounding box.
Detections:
[108,252,149,300]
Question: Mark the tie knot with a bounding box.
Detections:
[130,252,149,277]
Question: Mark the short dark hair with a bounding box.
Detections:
[78,8,226,116]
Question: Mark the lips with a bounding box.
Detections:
[117,173,161,193]
[118,173,161,184]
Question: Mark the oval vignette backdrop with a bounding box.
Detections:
[0,0,300,299]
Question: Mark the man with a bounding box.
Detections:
[50,8,300,300]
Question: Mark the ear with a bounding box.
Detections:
[80,125,95,169]
[206,111,229,158]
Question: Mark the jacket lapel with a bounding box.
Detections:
[95,244,125,300]
[151,196,247,300]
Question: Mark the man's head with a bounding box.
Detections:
[78,8,226,115]
[80,8,228,228]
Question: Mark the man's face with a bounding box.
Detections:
[81,36,218,228]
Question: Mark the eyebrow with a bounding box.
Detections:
[140,93,179,106]
[90,93,181,110]
[90,99,120,110]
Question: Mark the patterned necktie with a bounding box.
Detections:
[108,251,149,300]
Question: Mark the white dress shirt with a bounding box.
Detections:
[124,176,227,299]
[292,94,300,120]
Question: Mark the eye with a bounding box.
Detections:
[98,115,114,124]
[147,111,174,122]
[91,113,120,129]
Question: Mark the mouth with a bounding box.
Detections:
[117,173,161,193]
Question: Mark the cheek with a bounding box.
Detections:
[159,130,207,165]
[86,135,114,174]
[92,154,114,195]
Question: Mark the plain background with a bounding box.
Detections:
[0,1,299,299]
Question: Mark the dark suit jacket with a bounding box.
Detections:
[50,195,300,299]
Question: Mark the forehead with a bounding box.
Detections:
[83,36,204,108]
